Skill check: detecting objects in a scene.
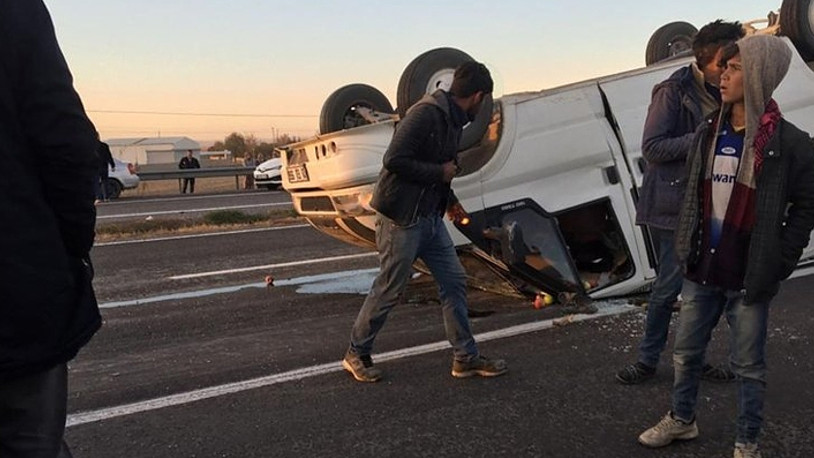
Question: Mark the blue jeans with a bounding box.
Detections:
[349,214,479,362]
[672,280,769,443]
[638,228,684,368]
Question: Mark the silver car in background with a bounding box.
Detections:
[105,158,139,199]
[253,157,282,190]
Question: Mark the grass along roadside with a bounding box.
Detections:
[124,176,256,198]
[95,209,303,243]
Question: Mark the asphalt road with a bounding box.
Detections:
[95,190,292,222]
[65,194,814,457]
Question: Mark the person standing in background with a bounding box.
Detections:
[244,153,255,189]
[179,149,200,194]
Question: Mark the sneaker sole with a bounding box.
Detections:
[451,368,508,378]
[342,359,381,383]
[637,429,699,448]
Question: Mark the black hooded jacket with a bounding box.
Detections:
[370,90,460,225]
[0,0,101,381]
[675,36,814,303]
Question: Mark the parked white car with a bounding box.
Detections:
[281,4,814,301]
[253,157,283,190]
[105,158,139,199]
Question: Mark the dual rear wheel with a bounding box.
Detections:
[319,48,492,151]
[646,0,814,65]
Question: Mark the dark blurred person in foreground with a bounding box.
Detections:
[0,1,101,456]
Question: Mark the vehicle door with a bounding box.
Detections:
[462,84,654,298]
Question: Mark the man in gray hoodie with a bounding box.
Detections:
[638,35,814,458]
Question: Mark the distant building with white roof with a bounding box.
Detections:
[105,136,201,168]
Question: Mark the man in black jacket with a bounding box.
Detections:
[0,1,101,456]
[342,61,507,382]
[179,149,201,194]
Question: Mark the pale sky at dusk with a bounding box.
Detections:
[43,1,781,143]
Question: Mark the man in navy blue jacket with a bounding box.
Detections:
[0,1,101,456]
[616,20,743,385]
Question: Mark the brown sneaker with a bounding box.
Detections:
[638,412,699,448]
[451,355,508,378]
[734,442,761,458]
[342,353,382,383]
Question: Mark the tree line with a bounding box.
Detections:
[208,132,302,160]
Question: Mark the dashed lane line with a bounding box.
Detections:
[66,302,635,428]
[99,267,379,309]
[167,252,377,280]
[94,224,309,247]
[102,192,284,205]
[69,250,814,428]
[97,202,292,220]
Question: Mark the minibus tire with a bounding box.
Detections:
[645,21,698,65]
[780,0,814,61]
[319,84,394,134]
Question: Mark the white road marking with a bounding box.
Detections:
[97,202,292,220]
[100,268,379,309]
[94,225,309,247]
[168,252,377,280]
[790,264,814,279]
[103,192,282,205]
[66,302,635,427]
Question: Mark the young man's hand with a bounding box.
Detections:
[447,202,469,223]
[441,161,458,183]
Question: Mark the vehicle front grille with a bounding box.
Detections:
[300,196,334,212]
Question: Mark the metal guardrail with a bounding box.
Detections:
[137,166,255,180]
[137,166,255,190]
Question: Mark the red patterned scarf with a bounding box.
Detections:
[753,99,782,172]
[694,101,782,289]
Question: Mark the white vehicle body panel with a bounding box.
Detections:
[282,38,814,298]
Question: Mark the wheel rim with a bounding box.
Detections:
[105,180,121,198]
[668,37,692,57]
[342,103,375,130]
[424,68,456,94]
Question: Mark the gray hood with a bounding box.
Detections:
[740,35,792,157]
[409,90,451,118]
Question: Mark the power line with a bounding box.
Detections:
[87,109,318,118]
